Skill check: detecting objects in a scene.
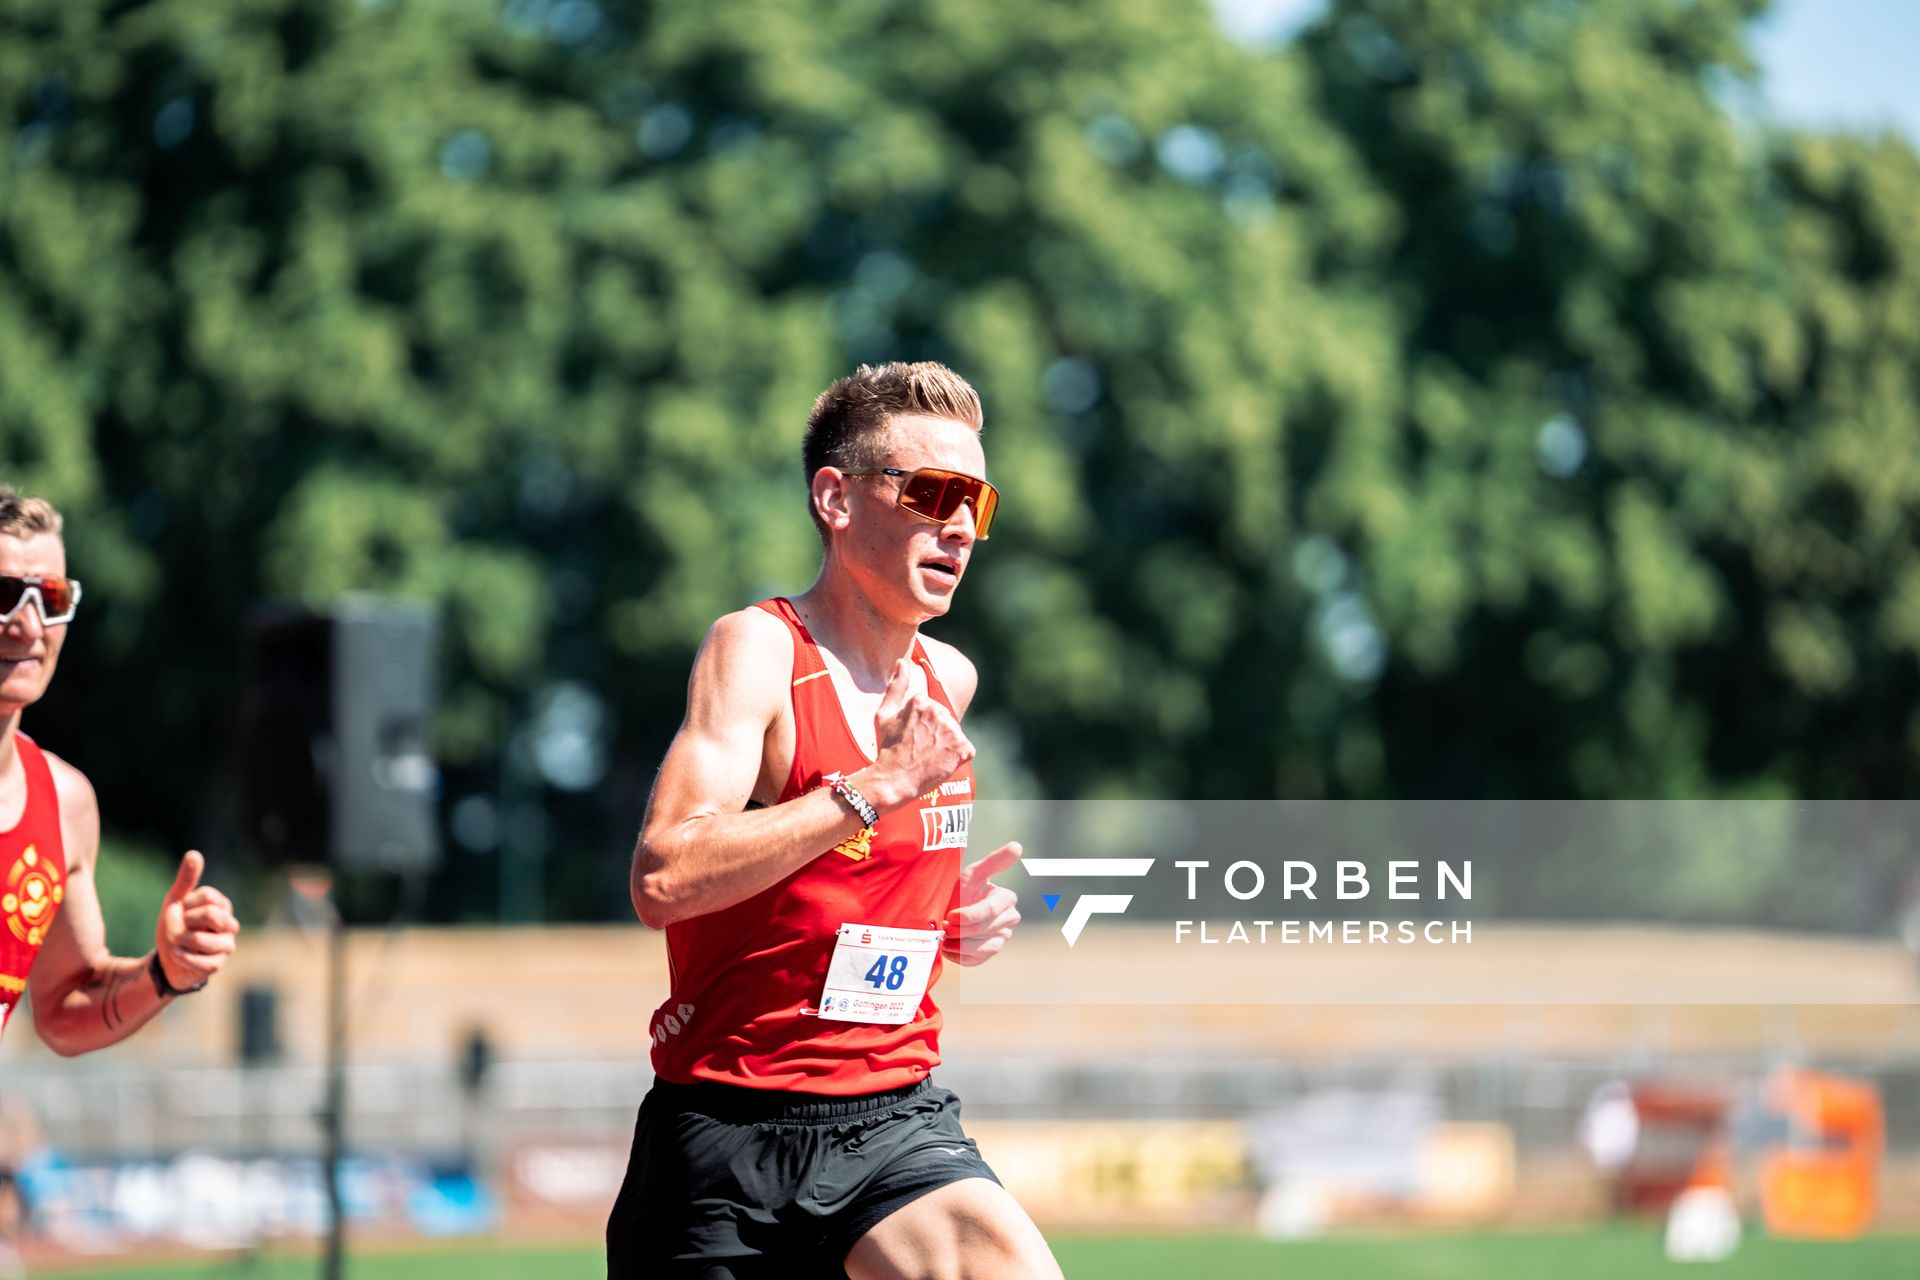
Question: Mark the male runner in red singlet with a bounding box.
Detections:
[610,364,1059,1279]
[0,486,241,1053]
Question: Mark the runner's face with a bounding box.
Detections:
[0,533,68,713]
[843,415,987,620]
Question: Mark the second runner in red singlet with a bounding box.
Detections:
[0,734,65,1039]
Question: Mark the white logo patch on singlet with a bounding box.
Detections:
[919,804,972,851]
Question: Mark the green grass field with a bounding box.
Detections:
[36,1229,1920,1279]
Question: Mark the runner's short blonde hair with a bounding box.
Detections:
[0,486,62,538]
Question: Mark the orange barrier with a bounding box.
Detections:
[1759,1069,1882,1240]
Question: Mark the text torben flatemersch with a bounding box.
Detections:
[1170,859,1473,945]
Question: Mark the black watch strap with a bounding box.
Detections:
[148,951,208,999]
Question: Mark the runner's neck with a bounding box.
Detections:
[0,709,19,778]
[788,579,923,689]
[0,710,24,831]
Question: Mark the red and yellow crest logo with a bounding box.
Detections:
[4,844,63,948]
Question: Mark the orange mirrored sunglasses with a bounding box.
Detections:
[842,466,999,539]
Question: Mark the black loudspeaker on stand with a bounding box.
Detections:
[235,596,442,1280]
[238,596,441,874]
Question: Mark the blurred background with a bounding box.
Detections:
[1,0,1918,1273]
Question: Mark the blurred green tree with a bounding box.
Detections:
[1296,0,1920,813]
[0,0,1390,920]
[1289,0,1920,924]
[2,0,1916,928]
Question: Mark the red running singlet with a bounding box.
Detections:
[649,598,975,1094]
[0,735,66,1038]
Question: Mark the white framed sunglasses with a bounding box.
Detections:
[0,574,83,626]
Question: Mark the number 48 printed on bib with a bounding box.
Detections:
[817,923,942,1025]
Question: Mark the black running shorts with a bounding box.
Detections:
[605,1076,1001,1279]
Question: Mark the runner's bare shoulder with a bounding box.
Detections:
[685,607,795,725]
[37,747,100,875]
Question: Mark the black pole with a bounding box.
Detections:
[322,893,346,1280]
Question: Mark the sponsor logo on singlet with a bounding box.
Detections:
[651,1002,696,1046]
[918,778,974,803]
[920,804,972,851]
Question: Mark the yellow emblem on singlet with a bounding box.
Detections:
[832,827,876,861]
[3,844,64,948]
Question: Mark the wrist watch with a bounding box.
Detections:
[148,951,209,999]
[826,774,880,827]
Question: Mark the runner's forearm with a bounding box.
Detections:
[33,951,173,1056]
[633,766,904,928]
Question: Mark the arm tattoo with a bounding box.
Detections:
[96,968,137,1032]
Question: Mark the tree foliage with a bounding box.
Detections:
[2,0,1916,922]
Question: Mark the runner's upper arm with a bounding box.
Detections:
[43,749,100,880]
[27,754,107,1029]
[637,609,791,859]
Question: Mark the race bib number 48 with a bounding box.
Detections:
[817,923,943,1025]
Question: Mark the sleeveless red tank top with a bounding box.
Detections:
[649,598,975,1094]
[0,734,67,1038]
